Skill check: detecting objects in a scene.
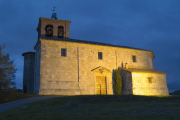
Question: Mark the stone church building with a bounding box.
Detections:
[22,17,169,95]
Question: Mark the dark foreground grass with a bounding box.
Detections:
[1,95,180,120]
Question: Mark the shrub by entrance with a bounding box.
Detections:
[115,69,122,95]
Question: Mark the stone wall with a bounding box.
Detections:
[34,44,41,94]
[119,68,133,94]
[132,72,169,95]
[36,39,155,95]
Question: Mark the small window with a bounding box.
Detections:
[148,77,152,83]
[61,48,67,57]
[98,52,103,60]
[45,25,53,37]
[132,55,136,62]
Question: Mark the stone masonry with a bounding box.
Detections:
[119,68,169,95]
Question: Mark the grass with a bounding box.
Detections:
[0,92,46,104]
[1,95,180,120]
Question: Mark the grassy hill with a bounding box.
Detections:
[169,90,180,95]
[0,95,180,120]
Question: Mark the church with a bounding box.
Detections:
[22,15,169,95]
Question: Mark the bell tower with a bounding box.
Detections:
[36,8,71,40]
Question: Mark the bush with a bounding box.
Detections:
[0,88,17,103]
[115,69,122,95]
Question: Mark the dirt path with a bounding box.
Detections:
[0,96,59,113]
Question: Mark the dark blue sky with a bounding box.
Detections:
[0,0,179,93]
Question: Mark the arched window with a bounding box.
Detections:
[45,25,53,37]
[58,26,64,38]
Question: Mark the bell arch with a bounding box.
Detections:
[58,26,64,38]
[45,24,53,37]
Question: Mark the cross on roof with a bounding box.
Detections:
[51,6,57,19]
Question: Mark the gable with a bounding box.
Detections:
[91,66,112,74]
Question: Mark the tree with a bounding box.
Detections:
[115,69,122,95]
[0,44,16,93]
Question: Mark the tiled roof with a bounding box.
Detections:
[119,68,166,74]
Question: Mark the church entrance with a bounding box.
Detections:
[96,76,107,95]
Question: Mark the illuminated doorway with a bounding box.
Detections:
[96,76,107,95]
